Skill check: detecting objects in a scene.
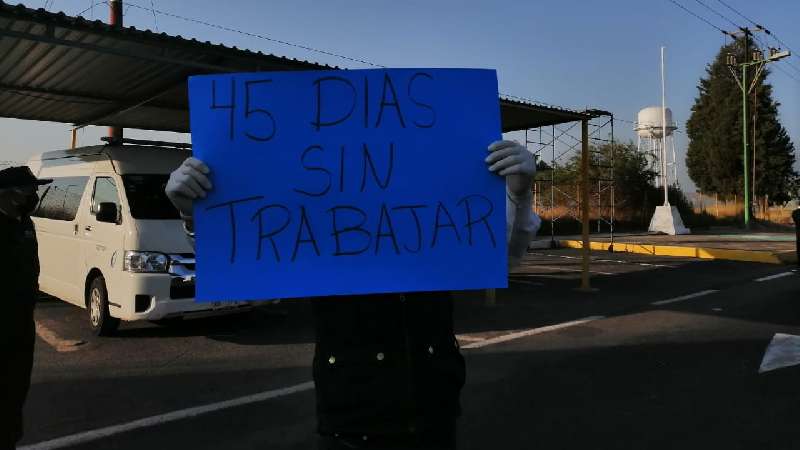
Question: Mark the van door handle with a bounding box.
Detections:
[84,225,93,232]
[73,224,79,235]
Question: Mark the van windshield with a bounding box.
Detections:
[122,174,181,220]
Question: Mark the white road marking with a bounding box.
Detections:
[533,265,616,276]
[754,272,795,282]
[509,279,545,286]
[34,321,85,353]
[651,290,719,306]
[461,316,604,350]
[456,335,486,343]
[759,333,800,374]
[531,252,675,269]
[18,381,316,450]
[636,262,675,269]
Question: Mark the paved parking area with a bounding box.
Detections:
[19,249,800,449]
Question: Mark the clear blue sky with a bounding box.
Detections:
[3,0,799,192]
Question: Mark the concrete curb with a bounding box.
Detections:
[556,239,798,265]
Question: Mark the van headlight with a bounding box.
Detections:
[124,251,169,273]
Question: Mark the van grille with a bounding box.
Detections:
[170,278,195,299]
[168,253,195,299]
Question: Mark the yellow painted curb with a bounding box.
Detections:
[558,239,794,265]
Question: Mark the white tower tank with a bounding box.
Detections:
[635,106,679,191]
[635,106,677,138]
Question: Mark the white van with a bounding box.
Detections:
[27,142,252,335]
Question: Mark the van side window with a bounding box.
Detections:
[92,177,121,215]
[33,176,89,221]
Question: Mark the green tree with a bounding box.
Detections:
[686,39,797,203]
[535,141,658,223]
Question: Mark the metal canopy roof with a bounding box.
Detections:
[0,2,606,134]
[499,98,609,131]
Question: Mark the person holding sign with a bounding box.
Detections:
[166,138,538,449]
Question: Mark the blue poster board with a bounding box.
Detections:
[189,68,506,301]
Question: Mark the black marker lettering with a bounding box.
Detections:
[408,72,436,128]
[206,196,264,263]
[211,78,236,141]
[360,142,395,192]
[293,145,332,197]
[431,201,461,248]
[392,205,428,253]
[375,73,406,128]
[375,203,400,255]
[244,79,277,142]
[328,206,371,256]
[311,76,357,131]
[292,206,321,261]
[251,204,292,262]
[457,194,496,248]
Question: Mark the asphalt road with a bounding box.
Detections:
[19,249,800,450]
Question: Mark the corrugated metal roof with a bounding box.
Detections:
[0,1,607,133]
[499,96,609,131]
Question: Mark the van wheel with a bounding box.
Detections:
[88,276,120,336]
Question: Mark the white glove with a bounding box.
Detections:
[485,140,536,197]
[165,157,213,217]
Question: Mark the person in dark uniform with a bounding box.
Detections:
[166,140,539,449]
[0,166,51,450]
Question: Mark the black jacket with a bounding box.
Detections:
[1,213,39,304]
[312,291,465,436]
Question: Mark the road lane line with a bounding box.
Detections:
[533,265,616,276]
[531,253,676,269]
[456,335,486,342]
[34,321,85,353]
[636,262,675,268]
[509,279,545,287]
[651,290,719,306]
[461,316,604,350]
[19,381,315,450]
[754,272,794,282]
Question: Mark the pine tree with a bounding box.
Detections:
[686,39,797,203]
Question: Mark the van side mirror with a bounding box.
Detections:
[96,202,119,224]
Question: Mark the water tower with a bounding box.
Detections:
[635,106,677,188]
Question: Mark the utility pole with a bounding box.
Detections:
[661,46,669,206]
[726,27,790,228]
[108,0,123,142]
[752,83,758,214]
[579,119,592,292]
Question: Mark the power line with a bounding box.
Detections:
[39,0,589,114]
[714,0,758,27]
[666,0,800,83]
[771,63,800,83]
[665,0,727,35]
[77,1,105,17]
[123,0,384,68]
[120,1,564,111]
[692,0,740,29]
[714,0,800,75]
[689,0,798,78]
[149,0,158,32]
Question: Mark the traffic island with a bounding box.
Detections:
[554,229,798,265]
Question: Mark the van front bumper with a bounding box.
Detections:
[109,272,253,321]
